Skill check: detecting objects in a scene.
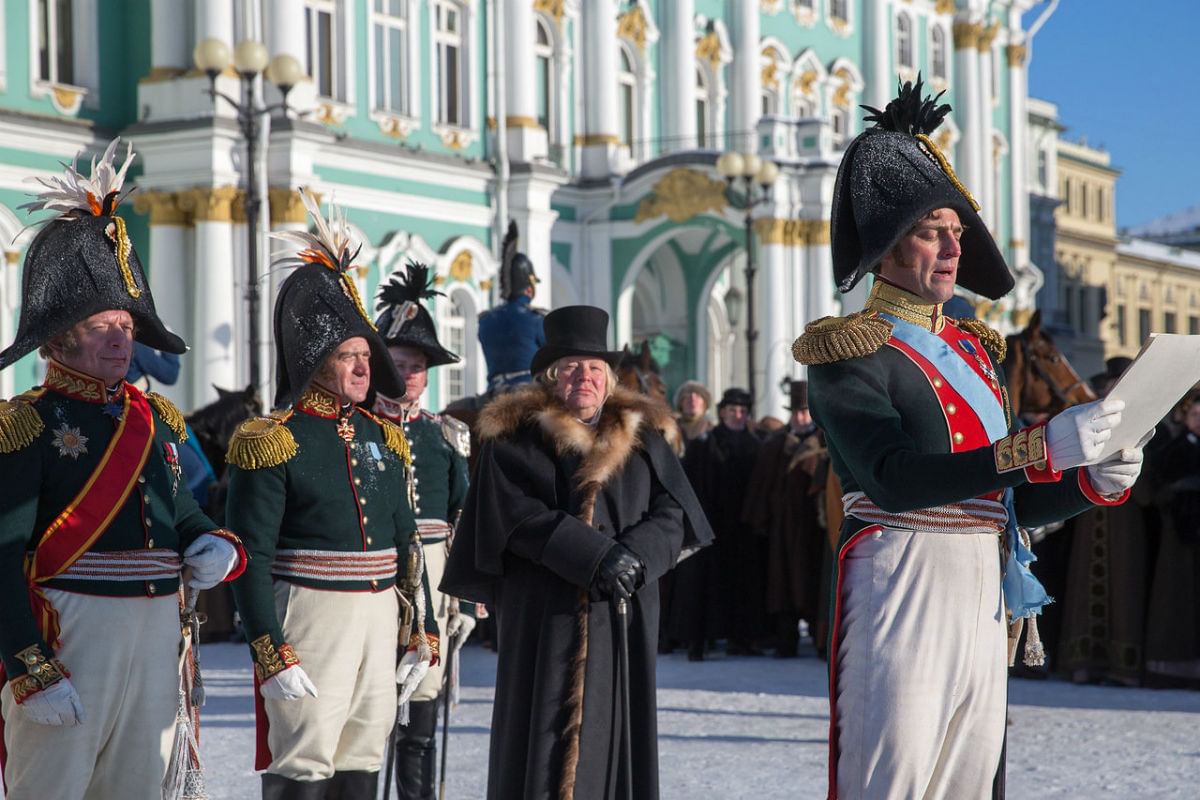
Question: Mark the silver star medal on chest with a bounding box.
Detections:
[51,425,88,459]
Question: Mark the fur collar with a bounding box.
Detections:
[478,383,680,522]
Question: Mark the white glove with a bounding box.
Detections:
[396,648,430,706]
[260,666,318,701]
[446,613,476,647]
[1086,447,1144,496]
[21,679,84,726]
[183,534,239,590]
[1046,398,1124,470]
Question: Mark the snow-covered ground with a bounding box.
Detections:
[183,641,1200,799]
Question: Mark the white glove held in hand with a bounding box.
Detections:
[1086,447,1144,496]
[260,665,318,701]
[396,649,431,706]
[21,679,84,726]
[446,613,476,646]
[1046,398,1124,470]
[183,534,239,590]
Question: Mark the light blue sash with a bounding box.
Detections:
[882,314,1050,617]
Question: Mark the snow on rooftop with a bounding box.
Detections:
[1127,206,1200,237]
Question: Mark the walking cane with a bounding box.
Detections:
[615,597,634,800]
[438,633,456,800]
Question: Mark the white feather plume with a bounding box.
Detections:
[269,187,358,271]
[21,138,136,217]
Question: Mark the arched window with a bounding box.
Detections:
[617,45,637,150]
[442,291,468,403]
[896,13,914,70]
[930,26,947,81]
[534,17,553,131]
[695,66,710,147]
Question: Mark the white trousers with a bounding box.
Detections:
[835,527,1008,800]
[266,583,399,781]
[412,540,450,703]
[1,589,181,800]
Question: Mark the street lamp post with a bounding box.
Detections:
[716,151,780,412]
[193,38,306,391]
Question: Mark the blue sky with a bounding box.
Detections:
[1025,0,1200,229]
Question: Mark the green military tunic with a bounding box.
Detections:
[0,360,230,688]
[226,385,435,678]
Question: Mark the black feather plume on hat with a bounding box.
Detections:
[376,261,443,310]
[499,220,519,299]
[860,74,950,136]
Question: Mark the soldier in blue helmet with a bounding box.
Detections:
[477,221,546,391]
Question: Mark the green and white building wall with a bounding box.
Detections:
[0,0,1052,416]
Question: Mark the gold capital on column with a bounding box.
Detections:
[178,186,240,222]
[977,23,1001,52]
[616,4,648,51]
[1006,44,1028,67]
[5,251,19,266]
[268,188,315,225]
[132,190,190,226]
[953,21,982,49]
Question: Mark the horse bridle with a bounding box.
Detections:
[1017,336,1091,408]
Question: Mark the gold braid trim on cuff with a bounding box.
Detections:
[226,410,298,469]
[0,393,44,453]
[250,634,301,681]
[146,392,188,441]
[10,644,70,703]
[994,425,1048,473]
[792,312,893,365]
[954,318,1008,362]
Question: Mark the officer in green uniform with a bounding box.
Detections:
[225,191,436,799]
[793,79,1149,799]
[372,263,473,799]
[0,138,245,798]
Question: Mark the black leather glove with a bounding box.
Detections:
[592,544,645,600]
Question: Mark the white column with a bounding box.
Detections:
[757,240,791,417]
[184,188,239,409]
[954,20,984,201]
[507,171,559,307]
[730,0,761,153]
[806,232,837,326]
[660,0,696,152]
[977,29,996,231]
[580,0,620,178]
[195,0,236,49]
[0,251,18,398]
[265,0,306,62]
[504,0,547,161]
[864,0,892,111]
[1007,36,1030,274]
[150,2,188,77]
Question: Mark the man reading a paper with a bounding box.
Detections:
[794,79,1148,799]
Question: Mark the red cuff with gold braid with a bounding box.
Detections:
[9,644,70,704]
[1078,468,1131,506]
[406,632,441,667]
[993,422,1061,483]
[250,634,301,681]
[205,528,248,582]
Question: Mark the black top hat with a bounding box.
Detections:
[374,262,459,368]
[830,76,1014,300]
[718,387,753,409]
[269,190,404,408]
[529,306,623,376]
[785,380,809,411]
[1,139,186,369]
[500,220,538,301]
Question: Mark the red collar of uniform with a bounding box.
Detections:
[373,393,420,422]
[43,359,123,405]
[296,384,347,419]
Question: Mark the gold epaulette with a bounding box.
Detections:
[792,312,894,366]
[0,390,46,454]
[146,392,188,441]
[954,318,1007,363]
[361,410,413,466]
[226,410,297,469]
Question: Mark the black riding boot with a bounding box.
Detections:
[260,772,332,799]
[326,770,380,799]
[393,699,439,800]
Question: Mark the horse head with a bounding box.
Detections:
[186,384,263,474]
[617,341,668,401]
[1004,311,1096,420]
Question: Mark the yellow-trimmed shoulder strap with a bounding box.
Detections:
[954,318,1008,363]
[0,389,46,454]
[361,410,413,466]
[146,392,188,441]
[226,410,297,470]
[792,312,894,366]
[440,414,470,458]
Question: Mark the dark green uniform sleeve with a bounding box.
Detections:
[226,462,289,649]
[446,445,469,523]
[165,427,223,551]
[0,441,52,678]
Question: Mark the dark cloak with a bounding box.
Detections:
[440,385,712,800]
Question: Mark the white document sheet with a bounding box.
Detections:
[1101,333,1200,460]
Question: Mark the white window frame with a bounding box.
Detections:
[827,0,854,36]
[440,289,471,405]
[930,24,948,84]
[826,59,864,150]
[617,42,639,156]
[431,0,477,132]
[304,0,353,105]
[534,15,555,134]
[895,11,915,74]
[793,0,817,28]
[29,0,97,112]
[368,0,420,122]
[695,65,711,148]
[791,49,826,120]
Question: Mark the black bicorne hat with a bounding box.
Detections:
[500,220,538,301]
[529,305,623,376]
[269,189,404,408]
[374,262,459,368]
[0,139,186,369]
[830,76,1014,300]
